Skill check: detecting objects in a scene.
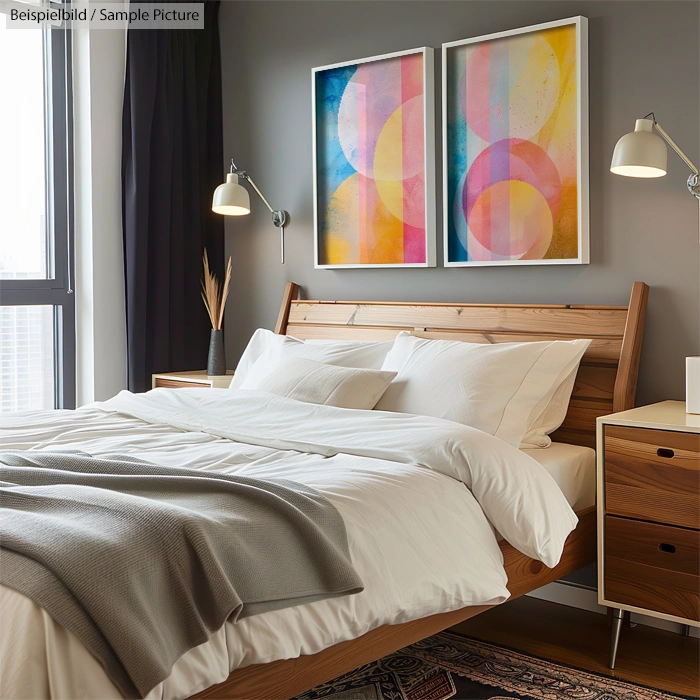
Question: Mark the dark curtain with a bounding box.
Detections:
[122,1,224,393]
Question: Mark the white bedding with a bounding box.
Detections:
[524,442,596,512]
[0,389,578,700]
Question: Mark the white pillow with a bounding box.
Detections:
[376,332,590,448]
[230,329,287,388]
[230,329,394,389]
[245,358,397,410]
[519,364,582,448]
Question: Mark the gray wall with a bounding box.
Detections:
[220,1,699,406]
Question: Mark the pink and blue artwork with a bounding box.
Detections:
[444,18,589,266]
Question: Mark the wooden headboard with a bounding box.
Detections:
[274,282,649,449]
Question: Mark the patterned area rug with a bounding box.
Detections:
[293,631,691,700]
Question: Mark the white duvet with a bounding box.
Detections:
[0,389,578,700]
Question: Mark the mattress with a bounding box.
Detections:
[523,442,596,512]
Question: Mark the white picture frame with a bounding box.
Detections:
[312,47,436,269]
[442,17,589,267]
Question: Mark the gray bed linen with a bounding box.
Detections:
[0,451,363,699]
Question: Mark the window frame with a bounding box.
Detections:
[0,20,76,408]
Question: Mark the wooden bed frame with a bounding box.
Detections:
[192,281,649,700]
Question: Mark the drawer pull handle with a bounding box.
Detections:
[657,448,675,458]
[658,543,676,554]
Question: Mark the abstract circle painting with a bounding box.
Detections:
[314,48,436,268]
[444,17,589,266]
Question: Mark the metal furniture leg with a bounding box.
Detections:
[610,608,624,669]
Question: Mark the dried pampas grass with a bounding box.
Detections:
[201,249,232,330]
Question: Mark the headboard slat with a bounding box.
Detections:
[276,282,649,450]
[286,324,412,341]
[288,302,628,337]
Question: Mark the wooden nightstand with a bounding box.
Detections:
[152,370,234,390]
[597,401,700,668]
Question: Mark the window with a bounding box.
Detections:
[0,305,54,411]
[0,9,75,410]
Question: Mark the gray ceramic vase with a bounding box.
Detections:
[207,329,226,376]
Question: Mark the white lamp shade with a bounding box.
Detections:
[212,173,251,215]
[610,119,667,178]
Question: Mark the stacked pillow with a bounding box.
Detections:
[375,332,590,448]
[231,328,395,389]
[251,358,397,410]
[232,328,590,448]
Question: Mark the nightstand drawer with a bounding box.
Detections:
[604,425,700,529]
[605,515,700,621]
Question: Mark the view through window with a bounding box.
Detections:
[0,12,74,411]
[0,20,48,281]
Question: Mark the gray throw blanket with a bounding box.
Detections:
[0,451,363,699]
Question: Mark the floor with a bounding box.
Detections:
[451,596,700,697]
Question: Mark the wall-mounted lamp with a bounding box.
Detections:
[610,114,699,199]
[212,159,290,263]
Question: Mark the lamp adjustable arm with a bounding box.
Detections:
[241,173,274,213]
[645,115,700,198]
[229,159,288,227]
[652,120,699,175]
[229,159,289,262]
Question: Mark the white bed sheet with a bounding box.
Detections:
[524,442,596,512]
[0,391,579,700]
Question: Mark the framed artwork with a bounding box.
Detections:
[313,47,436,268]
[443,17,589,266]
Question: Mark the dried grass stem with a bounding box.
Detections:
[201,249,232,330]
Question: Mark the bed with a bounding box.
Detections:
[0,282,648,700]
[192,280,648,699]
